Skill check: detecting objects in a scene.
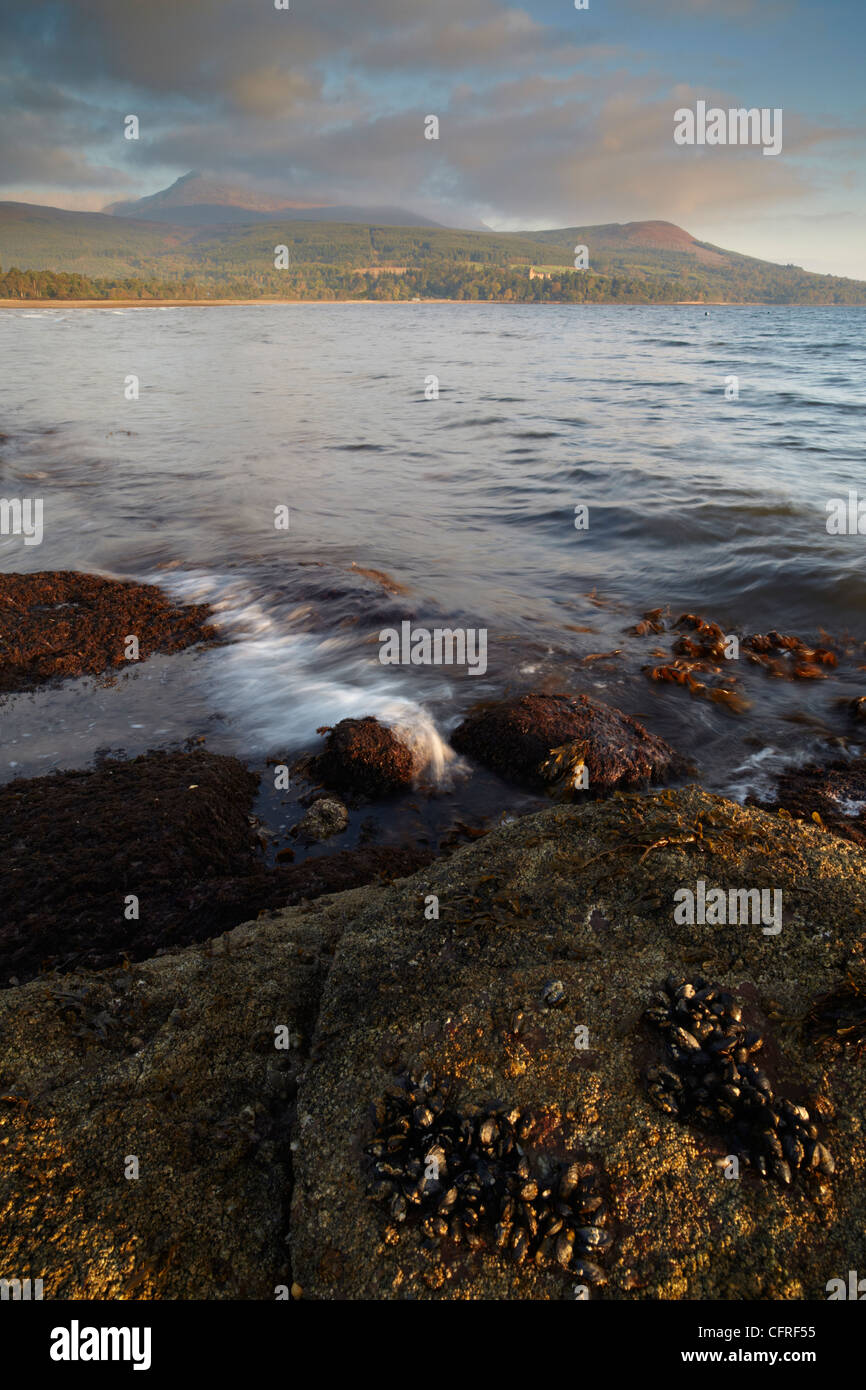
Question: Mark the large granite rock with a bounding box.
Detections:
[3,787,866,1300]
[0,885,382,1299]
[290,787,866,1299]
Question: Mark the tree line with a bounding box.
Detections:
[2,260,864,305]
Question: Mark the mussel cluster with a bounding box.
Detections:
[365,1072,610,1285]
[644,975,834,1185]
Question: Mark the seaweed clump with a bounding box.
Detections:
[638,612,841,712]
[310,717,415,799]
[0,750,432,985]
[451,692,686,795]
[805,975,866,1053]
[0,570,220,693]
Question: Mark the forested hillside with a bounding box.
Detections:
[1,203,864,304]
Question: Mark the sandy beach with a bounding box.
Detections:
[0,297,782,310]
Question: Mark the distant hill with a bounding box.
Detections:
[0,201,196,276]
[1,198,864,304]
[523,219,728,266]
[104,171,445,229]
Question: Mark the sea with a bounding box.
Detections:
[1,302,864,857]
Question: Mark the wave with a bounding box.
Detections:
[156,569,460,783]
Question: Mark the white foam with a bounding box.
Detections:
[391,707,463,785]
[722,741,835,805]
[722,745,793,803]
[155,569,460,783]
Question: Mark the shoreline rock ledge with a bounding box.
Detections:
[2,787,865,1299]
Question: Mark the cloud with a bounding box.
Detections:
[620,0,786,14]
[0,0,861,280]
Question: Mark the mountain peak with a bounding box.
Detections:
[104,172,309,217]
[103,174,445,228]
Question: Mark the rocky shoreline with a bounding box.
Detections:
[2,570,865,1299]
[2,788,865,1299]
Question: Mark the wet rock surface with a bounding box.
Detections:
[3,785,866,1299]
[749,758,866,849]
[450,691,687,795]
[0,571,220,693]
[293,796,349,842]
[309,716,416,799]
[0,750,432,984]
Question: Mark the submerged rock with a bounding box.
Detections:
[294,796,349,842]
[311,716,415,798]
[450,691,686,795]
[0,570,220,693]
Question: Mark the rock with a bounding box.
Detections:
[289,787,866,1298]
[0,751,259,983]
[0,571,220,692]
[0,883,389,1298]
[6,785,866,1300]
[0,750,432,984]
[294,797,349,842]
[749,758,866,849]
[311,716,415,798]
[450,692,686,795]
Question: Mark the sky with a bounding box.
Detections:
[0,0,864,277]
